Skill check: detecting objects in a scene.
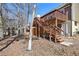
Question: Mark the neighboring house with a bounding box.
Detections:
[58,3,79,36]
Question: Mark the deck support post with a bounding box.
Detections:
[36,25,38,37]
[49,29,52,42]
[43,28,45,39]
[55,19,57,43]
[38,26,40,39]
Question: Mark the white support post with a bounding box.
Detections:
[27,4,36,51]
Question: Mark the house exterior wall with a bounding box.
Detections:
[59,3,79,36]
[58,3,72,36]
[72,3,79,35]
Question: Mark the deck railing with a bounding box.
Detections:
[54,10,67,21]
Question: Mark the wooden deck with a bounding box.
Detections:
[32,10,68,42]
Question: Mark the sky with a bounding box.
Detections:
[4,3,62,17]
[3,3,62,23]
[37,3,62,16]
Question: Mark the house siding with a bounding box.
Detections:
[72,4,79,35]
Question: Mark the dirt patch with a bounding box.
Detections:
[0,36,79,56]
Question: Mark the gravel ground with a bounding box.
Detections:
[0,36,79,56]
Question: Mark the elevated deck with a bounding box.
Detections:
[33,10,68,42]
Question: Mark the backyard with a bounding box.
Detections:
[0,35,79,56]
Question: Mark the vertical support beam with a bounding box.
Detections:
[43,28,45,39]
[55,19,57,43]
[49,29,52,42]
[36,24,38,37]
[39,26,40,39]
[64,22,66,36]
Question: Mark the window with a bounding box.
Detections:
[74,21,77,26]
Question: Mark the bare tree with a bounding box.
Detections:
[27,4,36,50]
